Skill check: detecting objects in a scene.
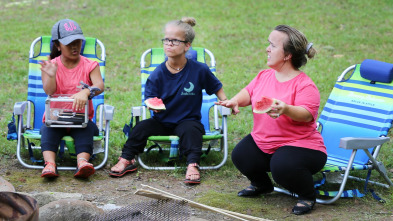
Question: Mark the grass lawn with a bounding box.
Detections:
[1,0,393,220]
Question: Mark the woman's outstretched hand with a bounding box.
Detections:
[215,100,240,115]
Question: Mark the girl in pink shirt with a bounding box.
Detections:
[39,19,104,179]
[217,25,326,215]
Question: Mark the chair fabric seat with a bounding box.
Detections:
[321,156,371,172]
[23,129,103,141]
[148,132,222,142]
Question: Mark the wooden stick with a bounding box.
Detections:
[140,184,268,220]
[135,184,269,221]
[135,189,248,221]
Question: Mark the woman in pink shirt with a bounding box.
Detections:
[39,19,104,179]
[217,25,326,215]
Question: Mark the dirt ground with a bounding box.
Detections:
[1,157,393,221]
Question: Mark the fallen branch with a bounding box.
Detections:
[134,184,269,221]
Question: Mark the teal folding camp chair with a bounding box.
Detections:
[13,36,114,170]
[274,59,393,204]
[123,47,230,170]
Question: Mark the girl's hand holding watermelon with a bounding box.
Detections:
[147,107,163,113]
[145,97,166,113]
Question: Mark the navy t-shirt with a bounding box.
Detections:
[145,58,222,127]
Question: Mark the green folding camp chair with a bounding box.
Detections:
[13,36,114,170]
[123,47,230,170]
[274,59,393,204]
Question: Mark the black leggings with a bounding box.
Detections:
[121,118,205,164]
[232,134,327,201]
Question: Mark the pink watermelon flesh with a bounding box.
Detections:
[145,97,166,110]
[253,96,275,114]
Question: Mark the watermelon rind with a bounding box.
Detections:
[253,97,275,114]
[145,97,166,110]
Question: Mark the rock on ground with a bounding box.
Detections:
[0,176,15,192]
[39,199,104,221]
[30,191,83,207]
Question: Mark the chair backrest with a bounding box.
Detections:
[27,36,106,130]
[318,59,393,165]
[140,47,217,133]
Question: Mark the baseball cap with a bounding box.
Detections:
[51,19,85,45]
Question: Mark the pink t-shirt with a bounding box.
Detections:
[43,56,98,120]
[245,69,326,155]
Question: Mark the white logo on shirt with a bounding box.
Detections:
[181,82,195,95]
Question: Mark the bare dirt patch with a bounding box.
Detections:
[1,158,393,221]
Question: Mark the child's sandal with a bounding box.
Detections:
[41,161,59,178]
[184,163,201,184]
[74,158,95,178]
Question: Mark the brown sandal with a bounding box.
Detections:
[74,158,95,178]
[109,157,137,177]
[41,162,59,178]
[184,163,200,184]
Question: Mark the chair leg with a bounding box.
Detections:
[363,149,393,187]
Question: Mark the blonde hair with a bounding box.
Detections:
[274,25,316,69]
[165,17,196,43]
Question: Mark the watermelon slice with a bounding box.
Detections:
[145,97,166,110]
[253,96,275,114]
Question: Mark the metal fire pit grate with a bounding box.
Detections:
[94,199,190,221]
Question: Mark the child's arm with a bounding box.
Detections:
[215,88,227,101]
[40,57,58,95]
[89,66,104,95]
[71,66,104,111]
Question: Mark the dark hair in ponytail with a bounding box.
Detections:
[50,40,61,59]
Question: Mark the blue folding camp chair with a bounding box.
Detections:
[123,47,230,170]
[13,36,114,170]
[274,59,393,204]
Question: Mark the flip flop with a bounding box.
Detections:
[74,158,95,178]
[184,163,200,184]
[109,157,137,177]
[41,162,59,178]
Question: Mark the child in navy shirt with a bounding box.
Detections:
[110,17,227,184]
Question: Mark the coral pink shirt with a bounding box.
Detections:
[245,69,326,155]
[43,56,98,121]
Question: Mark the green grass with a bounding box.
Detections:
[1,0,393,218]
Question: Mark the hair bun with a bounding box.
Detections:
[181,17,196,27]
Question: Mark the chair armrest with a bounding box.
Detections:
[218,106,231,116]
[132,106,144,117]
[103,105,115,121]
[14,101,28,115]
[339,137,390,150]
